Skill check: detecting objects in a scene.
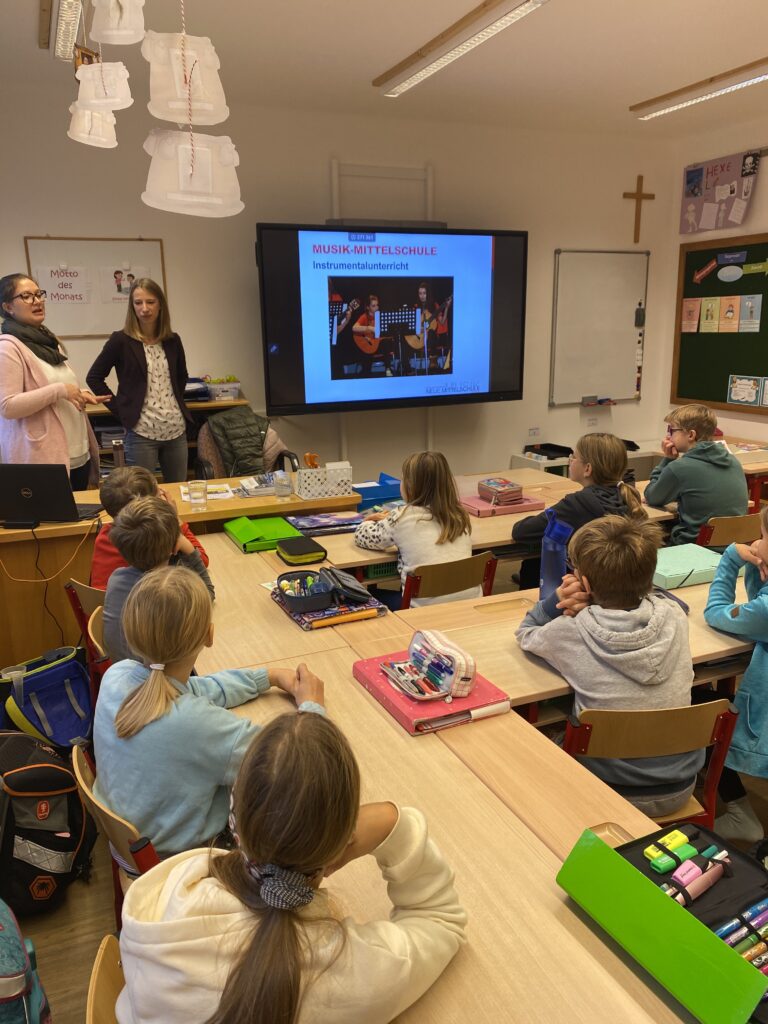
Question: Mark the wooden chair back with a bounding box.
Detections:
[88,606,105,659]
[563,699,737,828]
[696,513,760,547]
[72,746,142,870]
[65,579,105,638]
[401,551,497,609]
[86,934,123,1024]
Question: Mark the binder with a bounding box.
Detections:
[353,650,511,734]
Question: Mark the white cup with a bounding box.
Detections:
[273,471,292,497]
[188,479,208,509]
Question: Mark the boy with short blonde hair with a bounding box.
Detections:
[516,515,703,814]
[91,466,208,589]
[103,496,214,662]
[645,403,747,544]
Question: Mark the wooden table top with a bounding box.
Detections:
[230,647,690,1024]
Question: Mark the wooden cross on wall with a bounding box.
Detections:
[623,174,655,243]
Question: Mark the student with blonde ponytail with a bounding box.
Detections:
[116,714,467,1024]
[93,567,326,858]
[512,432,646,590]
[355,450,476,608]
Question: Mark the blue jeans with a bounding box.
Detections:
[125,431,188,483]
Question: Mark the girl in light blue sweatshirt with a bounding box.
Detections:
[93,565,326,858]
[704,505,768,844]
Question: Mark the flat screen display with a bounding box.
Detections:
[256,224,527,415]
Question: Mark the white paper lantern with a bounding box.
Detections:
[141,129,244,218]
[75,62,133,110]
[141,31,229,125]
[67,104,117,148]
[90,0,145,45]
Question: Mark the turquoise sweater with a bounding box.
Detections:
[93,660,324,857]
[704,544,768,777]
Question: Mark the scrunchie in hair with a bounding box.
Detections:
[228,794,315,911]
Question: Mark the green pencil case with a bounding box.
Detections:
[223,515,302,553]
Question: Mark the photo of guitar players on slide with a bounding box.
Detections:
[329,276,453,381]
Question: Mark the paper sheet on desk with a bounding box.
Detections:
[179,483,234,501]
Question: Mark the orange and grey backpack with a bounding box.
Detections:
[0,732,96,915]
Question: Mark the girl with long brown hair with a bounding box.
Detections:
[354,450,475,608]
[116,714,466,1023]
[512,432,647,590]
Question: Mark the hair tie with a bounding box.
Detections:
[149,663,165,671]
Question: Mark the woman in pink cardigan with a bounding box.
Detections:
[0,273,109,489]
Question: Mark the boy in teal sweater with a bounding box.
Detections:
[645,404,747,544]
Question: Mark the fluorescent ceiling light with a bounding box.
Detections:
[631,56,768,120]
[54,0,82,61]
[373,0,549,98]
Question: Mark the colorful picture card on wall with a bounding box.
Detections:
[681,297,701,333]
[719,295,740,332]
[700,297,720,332]
[728,374,762,406]
[740,294,762,332]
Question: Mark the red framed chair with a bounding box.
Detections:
[401,551,497,610]
[72,746,160,929]
[563,699,737,829]
[696,513,760,547]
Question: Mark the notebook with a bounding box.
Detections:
[461,495,546,518]
[353,650,511,734]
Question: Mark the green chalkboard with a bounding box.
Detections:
[672,231,768,415]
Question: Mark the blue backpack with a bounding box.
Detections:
[0,898,51,1023]
[3,648,92,750]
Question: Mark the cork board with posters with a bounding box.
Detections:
[24,236,166,339]
[672,232,768,415]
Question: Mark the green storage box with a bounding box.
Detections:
[653,544,746,589]
[557,829,768,1024]
[223,516,302,553]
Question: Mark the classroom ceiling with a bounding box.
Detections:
[13,0,768,136]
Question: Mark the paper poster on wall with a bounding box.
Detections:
[35,266,91,305]
[728,374,762,405]
[700,297,720,332]
[680,151,760,234]
[680,297,701,333]
[99,265,148,302]
[719,295,740,332]
[740,294,762,332]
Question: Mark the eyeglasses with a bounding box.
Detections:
[12,290,47,304]
[666,426,685,435]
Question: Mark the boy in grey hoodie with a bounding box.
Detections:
[516,515,704,815]
[644,403,747,544]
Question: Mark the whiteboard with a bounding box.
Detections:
[24,237,166,339]
[549,250,648,406]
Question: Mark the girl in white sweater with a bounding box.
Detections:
[354,450,478,607]
[117,713,466,1024]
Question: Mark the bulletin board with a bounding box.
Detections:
[24,236,167,339]
[672,232,768,414]
[549,250,648,406]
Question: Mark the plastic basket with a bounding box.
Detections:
[364,561,399,579]
[208,382,240,400]
[296,466,356,500]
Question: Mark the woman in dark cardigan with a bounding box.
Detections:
[87,278,192,483]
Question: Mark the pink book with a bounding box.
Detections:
[461,494,546,518]
[353,651,511,735]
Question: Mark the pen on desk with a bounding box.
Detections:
[743,942,768,962]
[715,898,768,939]
[726,908,768,947]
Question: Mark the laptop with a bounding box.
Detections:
[0,464,103,526]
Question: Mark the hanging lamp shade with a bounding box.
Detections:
[67,104,117,148]
[141,129,244,217]
[141,31,229,125]
[75,62,133,110]
[90,0,145,45]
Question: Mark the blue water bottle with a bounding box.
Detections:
[539,509,575,601]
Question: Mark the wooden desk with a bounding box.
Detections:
[0,479,359,666]
[193,534,351,674]
[231,648,690,1023]
[440,707,658,861]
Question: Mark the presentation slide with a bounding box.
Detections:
[298,230,493,405]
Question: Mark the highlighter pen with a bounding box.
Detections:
[670,852,719,887]
[745,945,768,964]
[665,860,727,905]
[650,842,717,874]
[643,829,694,862]
[726,909,768,947]
[715,898,768,939]
[733,923,768,956]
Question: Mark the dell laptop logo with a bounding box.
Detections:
[21,488,33,499]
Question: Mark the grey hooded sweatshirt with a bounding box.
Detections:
[516,593,705,789]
